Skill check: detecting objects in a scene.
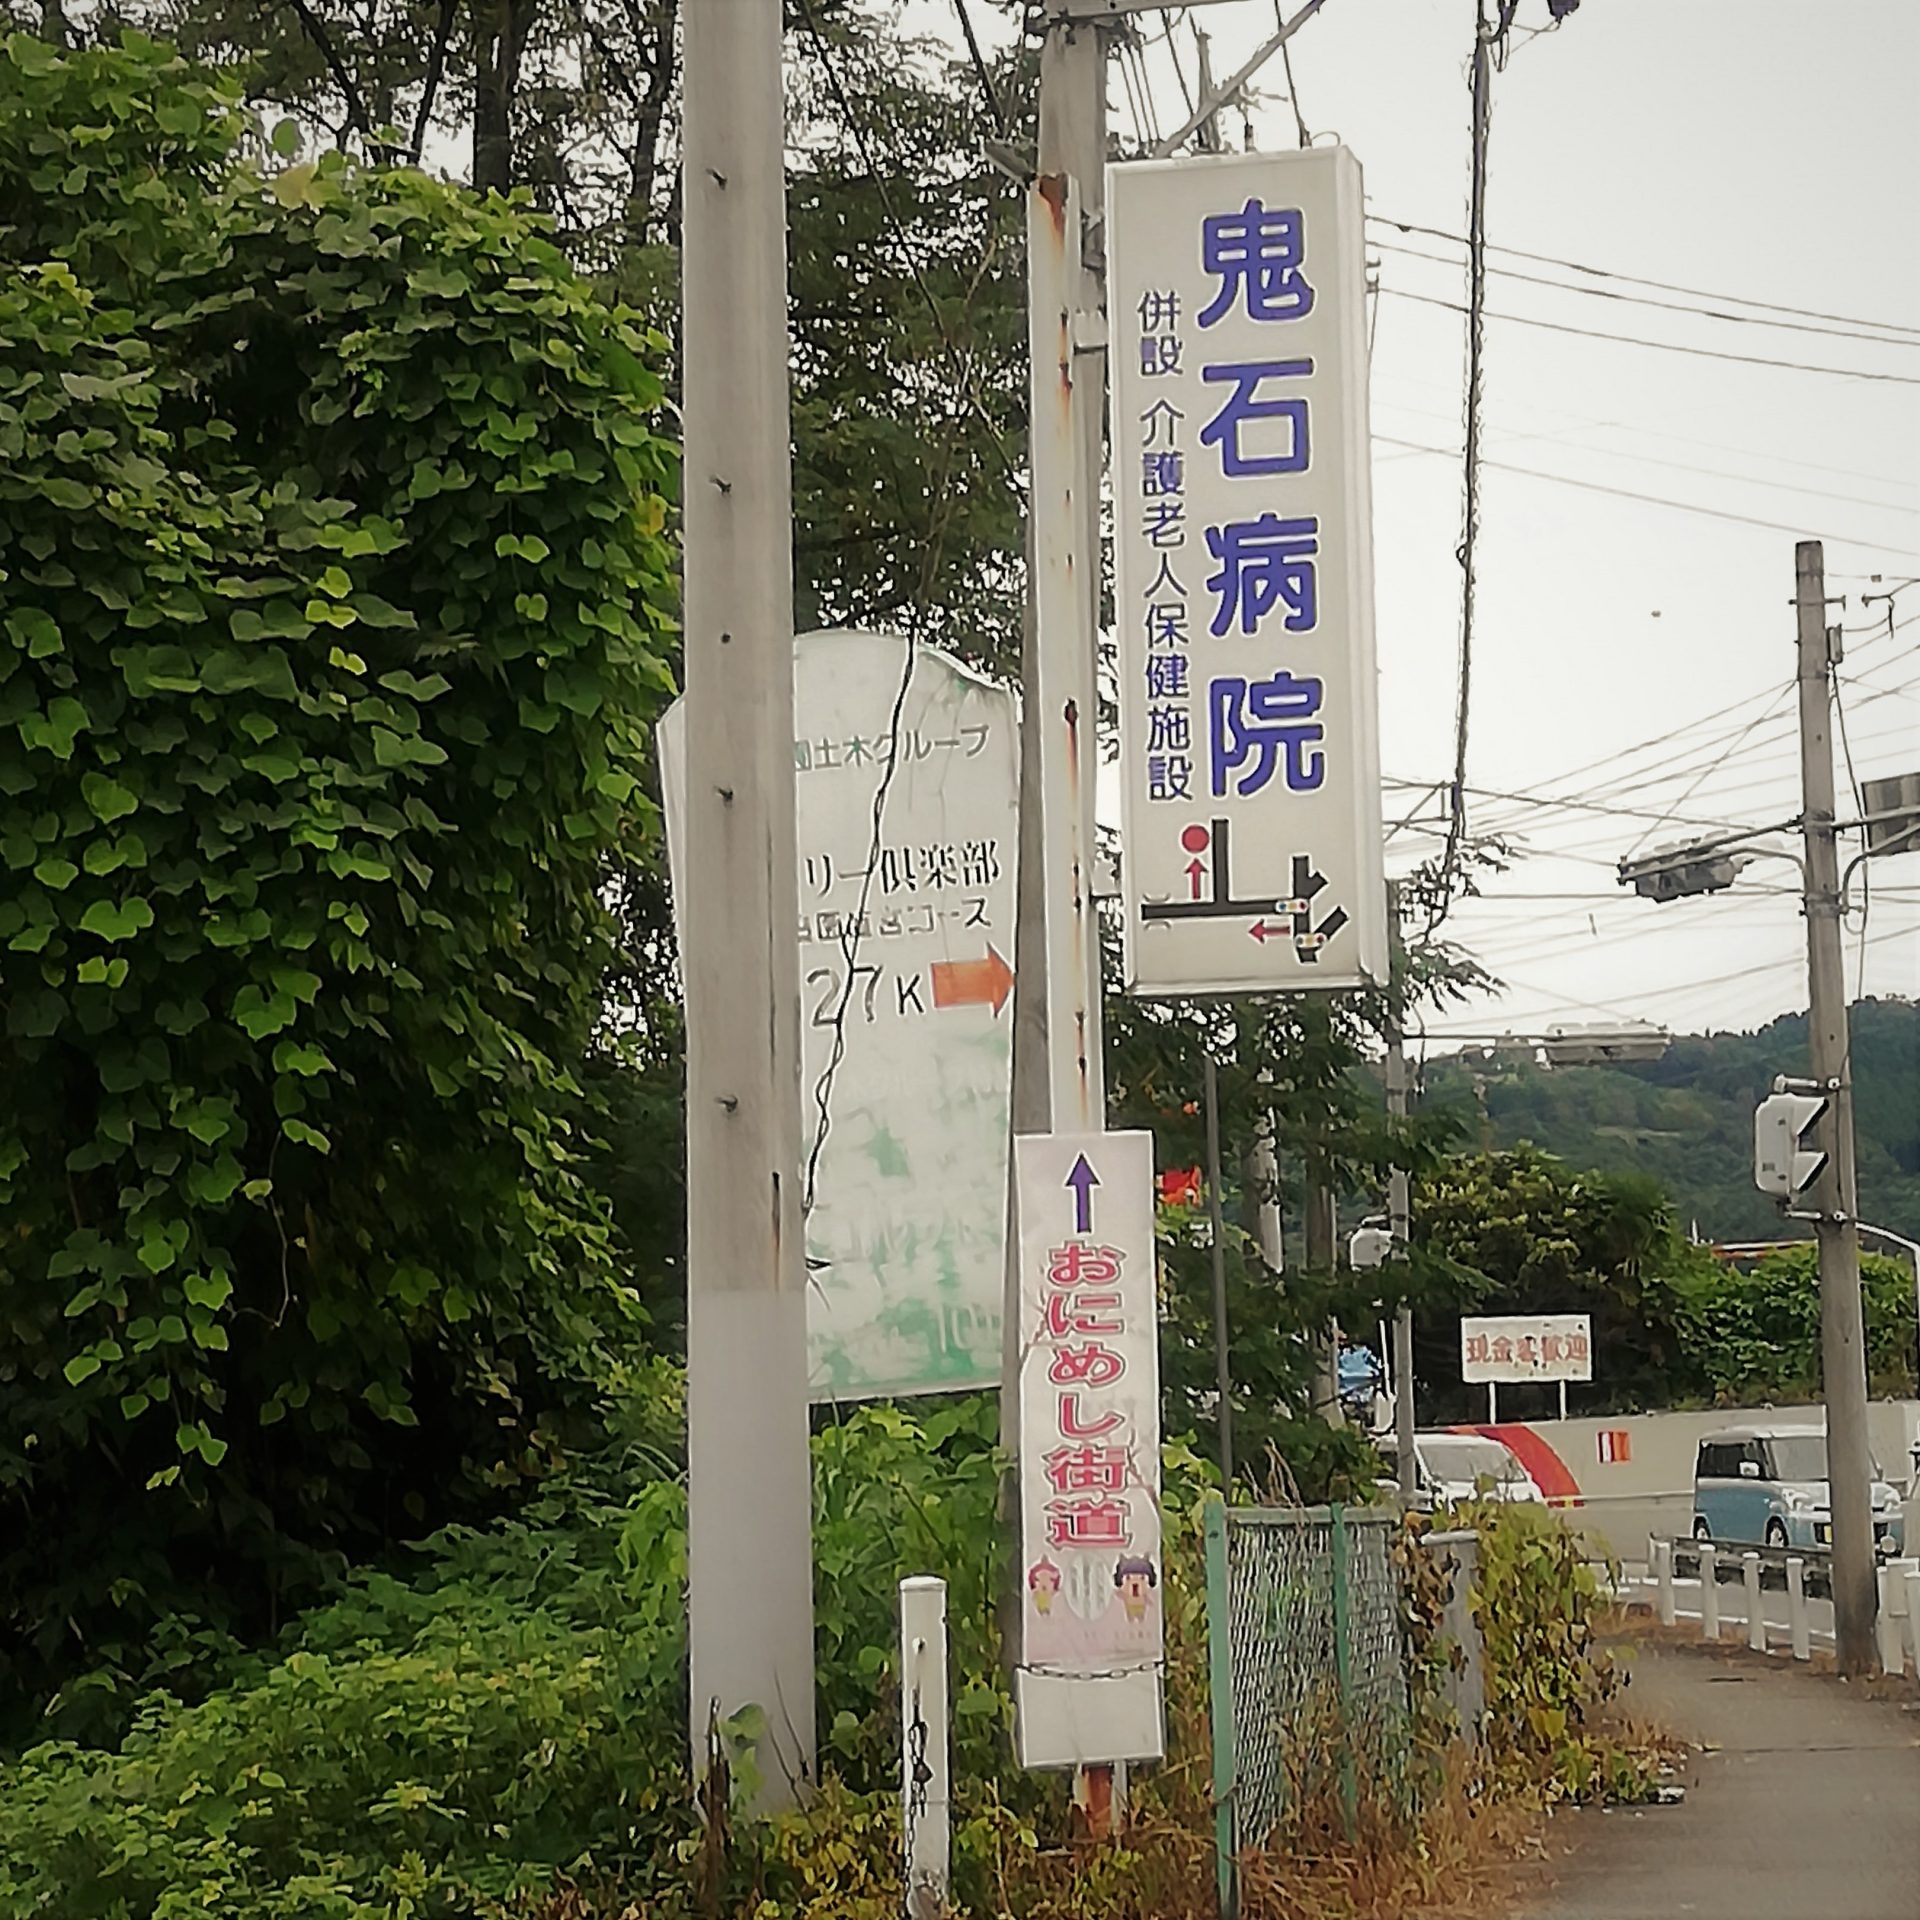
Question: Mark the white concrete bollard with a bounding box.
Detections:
[1700,1545,1719,1641]
[1656,1538,1676,1627]
[1875,1565,1907,1676]
[1786,1558,1811,1662]
[1743,1552,1767,1651]
[899,1576,950,1920]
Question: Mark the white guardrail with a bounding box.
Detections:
[1613,1538,1920,1678]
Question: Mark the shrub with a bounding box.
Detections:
[0,31,676,1729]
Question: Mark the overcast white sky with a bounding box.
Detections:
[903,0,1920,1047]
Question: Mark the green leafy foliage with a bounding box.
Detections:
[0,1381,1209,1918]
[1411,1146,1689,1416]
[0,33,676,1727]
[1424,997,1920,1243]
[1463,1503,1648,1805]
[1414,1149,1917,1412]
[1659,1244,1916,1403]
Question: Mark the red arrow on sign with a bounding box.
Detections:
[931,944,1015,1016]
[1248,921,1289,944]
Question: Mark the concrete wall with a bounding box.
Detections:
[1454,1399,1920,1565]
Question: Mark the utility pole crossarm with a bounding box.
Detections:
[1149,0,1331,158]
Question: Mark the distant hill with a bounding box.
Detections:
[1421,998,1920,1244]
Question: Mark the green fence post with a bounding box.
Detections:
[1204,1495,1236,1920]
[1329,1500,1358,1842]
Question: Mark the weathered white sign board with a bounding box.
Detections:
[1460,1314,1594,1384]
[1013,1129,1164,1769]
[659,630,1018,1400]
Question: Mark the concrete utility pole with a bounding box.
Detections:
[1385,1034,1416,1502]
[1305,1183,1342,1425]
[1382,884,1417,1498]
[1793,538,1878,1677]
[1203,1052,1235,1487]
[681,0,816,1806]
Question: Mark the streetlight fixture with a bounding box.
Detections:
[1424,1023,1672,1068]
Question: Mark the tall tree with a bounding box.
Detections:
[0,31,676,1727]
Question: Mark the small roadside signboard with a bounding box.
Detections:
[1460,1314,1594,1384]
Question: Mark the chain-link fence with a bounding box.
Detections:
[1204,1499,1409,1918]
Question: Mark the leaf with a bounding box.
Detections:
[348,594,414,630]
[372,726,448,768]
[272,967,321,1004]
[232,985,296,1039]
[19,695,89,758]
[32,856,78,891]
[78,897,155,942]
[271,116,301,157]
[6,609,61,657]
[82,773,139,823]
[242,750,303,784]
[184,1270,234,1311]
[121,645,202,695]
[283,1117,332,1154]
[64,1352,104,1386]
[378,670,451,703]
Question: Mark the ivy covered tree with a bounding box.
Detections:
[1409,1146,1686,1417]
[0,32,676,1724]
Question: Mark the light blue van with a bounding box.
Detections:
[1692,1424,1906,1557]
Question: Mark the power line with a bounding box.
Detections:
[1384,286,1920,386]
[1371,236,1920,352]
[1432,0,1510,933]
[794,0,1022,488]
[1623,687,1798,862]
[1374,433,1920,559]
[1366,212,1920,342]
[1384,776,1741,834]
[1373,399,1917,517]
[950,0,1007,135]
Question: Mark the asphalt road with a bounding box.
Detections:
[1518,1636,1920,1920]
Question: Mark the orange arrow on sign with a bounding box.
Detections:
[931,944,1014,1017]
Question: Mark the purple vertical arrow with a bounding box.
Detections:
[1065,1153,1099,1234]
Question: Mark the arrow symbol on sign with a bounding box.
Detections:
[1065,1153,1099,1233]
[1247,920,1288,944]
[930,944,1015,1016]
[1185,858,1205,899]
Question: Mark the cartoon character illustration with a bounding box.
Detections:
[1027,1557,1062,1616]
[1114,1555,1159,1622]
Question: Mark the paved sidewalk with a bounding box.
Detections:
[1520,1636,1920,1920]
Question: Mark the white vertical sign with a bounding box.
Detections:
[659,632,1019,1399]
[1013,1130,1164,1769]
[1107,147,1386,996]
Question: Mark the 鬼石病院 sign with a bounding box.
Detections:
[1014,1130,1163,1769]
[1460,1314,1594,1385]
[1107,147,1386,997]
[658,631,1018,1400]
